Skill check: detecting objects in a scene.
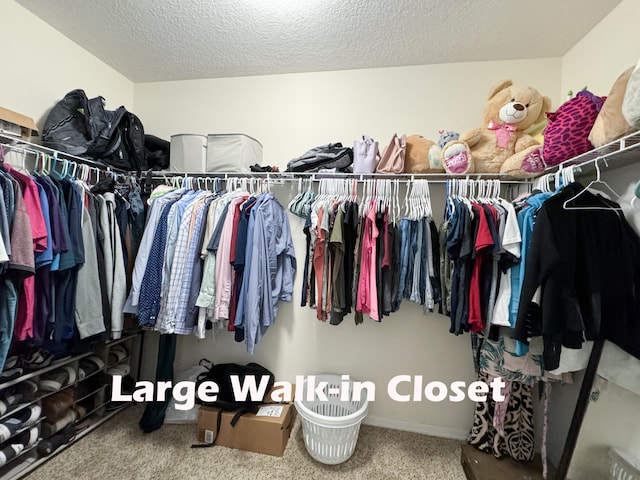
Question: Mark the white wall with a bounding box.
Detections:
[134,59,562,170]
[561,0,640,98]
[134,59,561,438]
[0,1,133,130]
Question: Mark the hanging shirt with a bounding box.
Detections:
[74,185,106,339]
[409,218,424,305]
[398,218,412,305]
[0,227,7,264]
[234,194,269,332]
[0,179,11,268]
[4,164,47,253]
[124,187,183,314]
[357,205,379,321]
[491,200,521,327]
[214,193,249,322]
[33,183,53,269]
[173,193,213,333]
[137,196,180,327]
[36,176,68,272]
[514,183,640,370]
[509,192,552,329]
[104,192,127,340]
[160,190,199,299]
[196,194,235,337]
[468,204,494,333]
[313,206,328,321]
[156,190,210,334]
[243,194,296,354]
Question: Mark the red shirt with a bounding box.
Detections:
[468,203,494,333]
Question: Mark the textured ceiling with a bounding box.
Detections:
[16,0,621,83]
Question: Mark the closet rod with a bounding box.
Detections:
[0,133,128,173]
[149,171,531,185]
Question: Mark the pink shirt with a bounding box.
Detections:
[313,208,327,321]
[357,205,379,321]
[214,194,249,320]
[8,183,36,342]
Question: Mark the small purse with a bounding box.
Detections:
[376,133,406,173]
[352,135,378,174]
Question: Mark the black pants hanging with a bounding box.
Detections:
[139,333,177,433]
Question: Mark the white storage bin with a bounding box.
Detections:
[206,133,262,173]
[295,374,369,465]
[169,134,207,172]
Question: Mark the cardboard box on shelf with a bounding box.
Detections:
[0,106,38,142]
[196,385,297,457]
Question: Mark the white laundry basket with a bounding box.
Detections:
[295,374,369,465]
[609,448,640,480]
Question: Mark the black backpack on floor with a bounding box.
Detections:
[196,360,275,417]
[193,360,275,447]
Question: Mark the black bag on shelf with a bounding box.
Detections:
[285,142,353,172]
[144,134,170,170]
[41,89,146,173]
[100,110,146,174]
[42,89,123,157]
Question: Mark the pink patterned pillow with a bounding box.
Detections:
[542,90,606,167]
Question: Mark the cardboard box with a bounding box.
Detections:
[197,402,297,457]
[0,106,38,142]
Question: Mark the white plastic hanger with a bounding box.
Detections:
[562,159,623,211]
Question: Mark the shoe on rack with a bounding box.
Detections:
[21,348,53,372]
[108,345,128,365]
[79,355,105,377]
[16,425,40,448]
[39,369,69,393]
[0,368,23,384]
[41,391,74,422]
[37,424,75,456]
[61,365,76,386]
[107,363,130,377]
[3,356,18,370]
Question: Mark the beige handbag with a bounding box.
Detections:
[376,133,406,173]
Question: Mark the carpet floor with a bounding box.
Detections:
[25,405,467,480]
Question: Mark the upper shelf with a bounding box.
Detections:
[3,130,640,184]
[543,130,640,175]
[0,133,127,174]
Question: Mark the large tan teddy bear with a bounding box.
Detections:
[442,80,552,177]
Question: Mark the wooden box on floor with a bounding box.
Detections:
[461,443,545,480]
[197,403,296,456]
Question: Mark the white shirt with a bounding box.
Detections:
[491,200,521,327]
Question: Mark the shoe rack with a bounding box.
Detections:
[0,331,142,479]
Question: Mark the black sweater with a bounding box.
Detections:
[514,182,640,371]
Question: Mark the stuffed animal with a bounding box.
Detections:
[404,135,446,173]
[437,130,459,148]
[441,80,551,177]
[589,66,635,148]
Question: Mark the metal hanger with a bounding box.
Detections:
[562,159,624,212]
